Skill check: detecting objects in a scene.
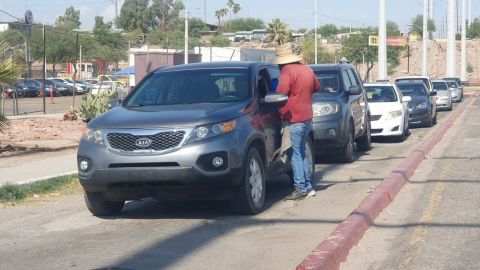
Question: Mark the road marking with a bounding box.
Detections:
[400,122,467,269]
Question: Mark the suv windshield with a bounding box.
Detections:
[446,81,458,88]
[313,70,341,95]
[433,82,448,90]
[397,83,428,96]
[126,69,250,106]
[365,86,398,102]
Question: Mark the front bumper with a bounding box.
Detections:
[311,114,347,153]
[77,130,245,194]
[370,116,404,137]
[408,109,430,124]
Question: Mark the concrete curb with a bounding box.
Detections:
[297,96,477,270]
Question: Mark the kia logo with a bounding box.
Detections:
[135,138,152,148]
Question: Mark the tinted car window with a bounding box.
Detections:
[365,86,398,102]
[395,79,429,90]
[313,70,342,94]
[126,69,250,106]
[397,83,428,96]
[346,69,359,87]
[341,70,352,91]
[432,82,448,90]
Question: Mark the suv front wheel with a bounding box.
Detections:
[232,147,266,215]
[84,191,125,216]
[356,117,372,151]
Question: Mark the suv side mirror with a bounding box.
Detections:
[348,86,362,95]
[402,96,411,102]
[430,91,437,96]
[262,93,288,104]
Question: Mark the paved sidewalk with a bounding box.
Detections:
[0,150,77,186]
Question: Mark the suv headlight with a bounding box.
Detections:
[187,120,237,143]
[384,110,402,120]
[313,103,339,117]
[416,102,427,109]
[82,128,105,144]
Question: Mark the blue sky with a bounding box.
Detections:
[1,0,479,33]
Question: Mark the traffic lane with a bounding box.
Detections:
[0,104,459,270]
[342,99,478,269]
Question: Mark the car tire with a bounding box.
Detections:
[338,122,355,163]
[287,136,315,187]
[356,118,372,151]
[84,191,125,216]
[232,147,266,215]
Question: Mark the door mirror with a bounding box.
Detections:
[348,86,361,95]
[402,96,411,102]
[262,93,288,104]
[430,91,437,96]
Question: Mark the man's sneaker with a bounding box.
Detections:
[285,189,307,200]
[306,188,316,198]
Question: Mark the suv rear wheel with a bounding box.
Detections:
[232,147,266,215]
[84,191,125,216]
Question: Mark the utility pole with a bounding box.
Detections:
[79,45,82,80]
[115,0,118,28]
[72,32,79,110]
[185,8,189,64]
[429,0,434,20]
[447,0,456,77]
[42,24,46,114]
[204,0,207,23]
[468,0,471,27]
[378,0,387,80]
[423,0,429,76]
[314,0,318,64]
[461,0,467,81]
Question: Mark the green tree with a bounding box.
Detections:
[267,18,291,45]
[151,0,185,32]
[215,8,229,28]
[387,21,401,35]
[0,29,26,63]
[55,6,81,29]
[301,37,334,64]
[118,0,155,32]
[410,15,436,37]
[232,3,241,19]
[317,24,338,39]
[225,18,265,32]
[92,16,127,68]
[467,18,480,38]
[210,35,230,47]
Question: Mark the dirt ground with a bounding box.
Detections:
[0,116,85,157]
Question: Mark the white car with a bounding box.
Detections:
[432,80,453,111]
[364,83,411,141]
[91,81,127,98]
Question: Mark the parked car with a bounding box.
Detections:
[91,80,127,98]
[395,76,437,118]
[21,80,42,97]
[77,61,313,216]
[432,80,453,111]
[49,78,74,95]
[308,63,372,163]
[397,82,437,127]
[364,82,411,141]
[444,80,462,102]
[44,79,66,96]
[10,81,28,97]
[75,80,92,94]
[443,77,463,99]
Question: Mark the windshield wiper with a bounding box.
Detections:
[127,103,148,107]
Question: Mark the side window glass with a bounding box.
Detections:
[267,67,280,91]
[257,68,272,98]
[341,70,352,90]
[346,69,359,86]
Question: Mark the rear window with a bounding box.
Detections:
[313,70,342,95]
[432,82,448,90]
[446,81,458,88]
[365,86,398,102]
[397,83,428,96]
[395,78,429,90]
[126,68,251,106]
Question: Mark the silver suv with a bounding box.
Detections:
[77,62,315,216]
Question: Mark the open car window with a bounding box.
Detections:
[314,70,342,94]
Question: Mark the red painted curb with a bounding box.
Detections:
[297,96,477,270]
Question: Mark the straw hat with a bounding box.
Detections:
[271,44,303,65]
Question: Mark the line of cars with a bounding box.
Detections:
[76,60,464,216]
[2,78,93,98]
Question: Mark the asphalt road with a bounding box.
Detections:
[1,96,85,116]
[342,98,480,269]
[0,102,468,270]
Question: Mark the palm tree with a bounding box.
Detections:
[232,3,241,19]
[0,39,23,133]
[267,18,291,45]
[215,8,229,30]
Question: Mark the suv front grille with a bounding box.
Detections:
[107,131,186,152]
[371,115,382,121]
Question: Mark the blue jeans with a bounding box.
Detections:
[288,120,313,193]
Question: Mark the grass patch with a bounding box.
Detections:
[0,175,81,204]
